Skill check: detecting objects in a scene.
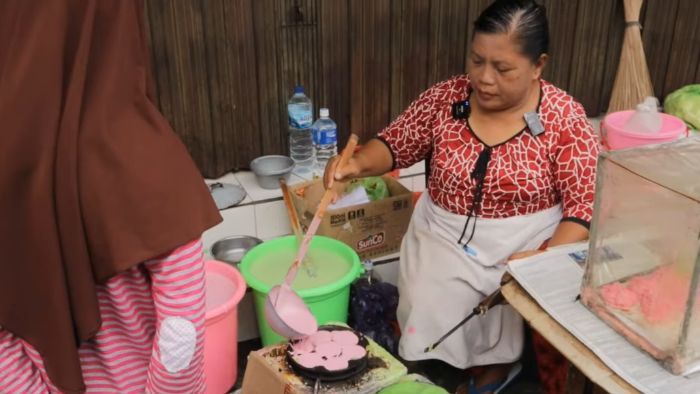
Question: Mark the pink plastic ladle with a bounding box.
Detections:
[264,134,359,339]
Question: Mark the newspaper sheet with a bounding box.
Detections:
[507,244,699,394]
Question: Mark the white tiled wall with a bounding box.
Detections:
[235,171,288,202]
[398,177,413,191]
[254,200,292,240]
[589,116,602,137]
[413,176,426,192]
[202,205,256,256]
[374,258,400,286]
[399,160,425,177]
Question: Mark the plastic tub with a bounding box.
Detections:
[239,235,362,345]
[204,260,246,394]
[602,110,688,150]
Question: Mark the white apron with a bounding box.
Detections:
[397,193,561,368]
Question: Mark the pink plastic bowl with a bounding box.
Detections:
[602,110,688,150]
[204,260,246,394]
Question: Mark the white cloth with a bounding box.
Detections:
[397,194,561,368]
[328,186,370,210]
[158,317,197,373]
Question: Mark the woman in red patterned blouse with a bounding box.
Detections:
[325,1,598,393]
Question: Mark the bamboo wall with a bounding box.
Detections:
[145,0,700,177]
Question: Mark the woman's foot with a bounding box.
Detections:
[455,363,515,394]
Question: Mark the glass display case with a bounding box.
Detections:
[581,137,700,375]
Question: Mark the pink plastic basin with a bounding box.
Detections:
[602,110,688,150]
[204,260,246,394]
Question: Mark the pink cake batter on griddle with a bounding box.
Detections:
[600,266,694,324]
[289,329,366,371]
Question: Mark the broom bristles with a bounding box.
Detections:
[607,0,654,113]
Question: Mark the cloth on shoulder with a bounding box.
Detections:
[0,1,221,392]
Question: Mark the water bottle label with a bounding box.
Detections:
[316,128,337,145]
[288,105,312,128]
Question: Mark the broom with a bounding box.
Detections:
[607,0,654,112]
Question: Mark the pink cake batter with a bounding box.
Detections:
[599,265,694,324]
[582,286,667,360]
[599,282,638,311]
[268,284,318,337]
[289,329,367,371]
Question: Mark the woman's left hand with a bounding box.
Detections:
[506,249,544,263]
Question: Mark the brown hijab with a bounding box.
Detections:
[0,1,221,392]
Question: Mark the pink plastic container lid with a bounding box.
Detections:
[602,110,688,150]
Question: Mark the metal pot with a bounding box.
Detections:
[211,235,262,265]
[250,155,295,189]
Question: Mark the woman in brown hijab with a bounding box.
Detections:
[0,0,221,392]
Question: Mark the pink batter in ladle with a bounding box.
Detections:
[264,134,359,340]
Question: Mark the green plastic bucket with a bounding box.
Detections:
[239,235,362,345]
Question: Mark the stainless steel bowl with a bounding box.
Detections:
[250,155,295,189]
[211,235,263,265]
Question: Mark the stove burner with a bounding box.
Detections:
[286,325,369,382]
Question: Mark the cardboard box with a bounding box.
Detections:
[288,175,413,260]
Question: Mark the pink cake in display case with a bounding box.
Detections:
[581,137,700,375]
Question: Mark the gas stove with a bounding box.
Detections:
[241,328,407,393]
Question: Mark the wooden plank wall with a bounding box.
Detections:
[145,0,700,178]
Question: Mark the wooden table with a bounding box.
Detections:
[501,279,640,394]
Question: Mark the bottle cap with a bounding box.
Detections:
[320,108,330,118]
[636,103,651,112]
[294,86,304,94]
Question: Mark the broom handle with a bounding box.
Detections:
[279,178,303,243]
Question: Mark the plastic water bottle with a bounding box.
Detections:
[312,108,338,175]
[288,86,314,173]
[357,260,382,285]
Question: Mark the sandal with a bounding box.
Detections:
[467,377,505,394]
[456,362,522,394]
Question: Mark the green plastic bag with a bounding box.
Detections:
[664,84,700,130]
[347,176,389,201]
[377,380,449,394]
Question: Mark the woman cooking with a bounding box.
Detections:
[325,0,598,393]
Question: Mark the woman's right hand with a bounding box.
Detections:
[322,138,394,190]
[323,154,361,190]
